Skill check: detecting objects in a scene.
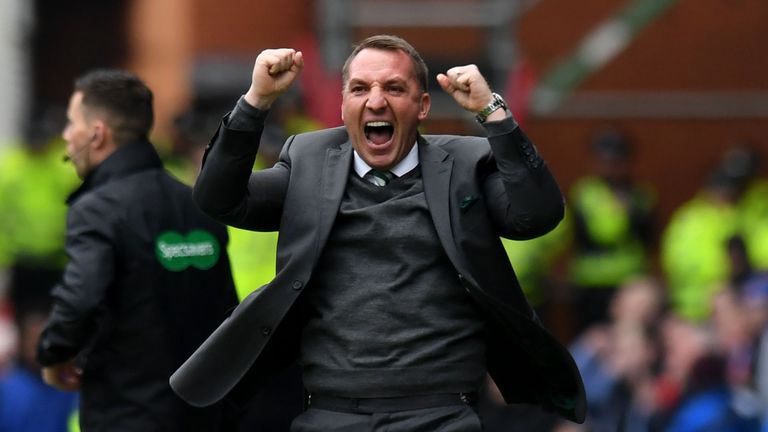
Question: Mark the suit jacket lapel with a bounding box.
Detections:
[419,137,465,275]
[316,141,353,255]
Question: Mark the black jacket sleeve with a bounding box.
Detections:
[37,198,116,366]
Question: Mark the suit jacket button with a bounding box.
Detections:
[262,326,272,336]
[292,280,303,290]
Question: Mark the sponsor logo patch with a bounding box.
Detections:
[155,230,220,271]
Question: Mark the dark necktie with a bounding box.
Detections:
[364,169,394,186]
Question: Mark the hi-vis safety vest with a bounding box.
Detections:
[568,177,653,288]
[0,141,79,268]
[661,195,740,321]
[741,180,768,272]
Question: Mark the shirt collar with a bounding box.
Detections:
[353,142,419,179]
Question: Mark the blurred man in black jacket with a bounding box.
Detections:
[37,69,238,431]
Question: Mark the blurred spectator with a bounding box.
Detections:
[569,276,665,432]
[720,147,766,287]
[711,289,755,389]
[649,316,713,429]
[739,273,768,429]
[648,304,763,431]
[609,276,667,327]
[661,148,753,322]
[0,108,79,319]
[36,69,238,431]
[0,309,78,432]
[661,353,760,432]
[566,127,656,332]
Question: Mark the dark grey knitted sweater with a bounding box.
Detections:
[301,167,486,398]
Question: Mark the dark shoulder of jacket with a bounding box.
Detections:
[161,171,230,236]
[288,126,349,152]
[422,134,490,159]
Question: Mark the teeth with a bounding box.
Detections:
[365,121,391,127]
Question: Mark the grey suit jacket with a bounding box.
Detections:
[171,115,586,423]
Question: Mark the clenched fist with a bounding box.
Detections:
[244,48,304,110]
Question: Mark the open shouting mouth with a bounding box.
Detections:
[365,121,394,146]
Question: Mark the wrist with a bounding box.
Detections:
[244,88,276,110]
[475,92,507,124]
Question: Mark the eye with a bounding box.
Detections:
[350,85,367,95]
[387,85,405,95]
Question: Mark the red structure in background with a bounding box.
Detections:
[503,57,537,130]
[291,33,344,129]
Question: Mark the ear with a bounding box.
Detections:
[417,92,431,121]
[90,120,108,148]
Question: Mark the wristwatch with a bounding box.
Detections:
[475,92,507,124]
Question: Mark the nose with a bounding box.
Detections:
[365,87,387,111]
[62,124,72,142]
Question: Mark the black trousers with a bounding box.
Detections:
[289,405,482,432]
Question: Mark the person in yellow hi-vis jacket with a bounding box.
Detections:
[566,128,655,333]
[0,124,79,318]
[662,146,764,322]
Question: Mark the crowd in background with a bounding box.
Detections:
[495,129,768,431]
[0,95,767,431]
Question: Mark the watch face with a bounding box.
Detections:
[476,93,506,123]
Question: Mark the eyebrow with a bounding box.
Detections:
[347,76,409,87]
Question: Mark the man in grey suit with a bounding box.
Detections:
[171,35,586,431]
